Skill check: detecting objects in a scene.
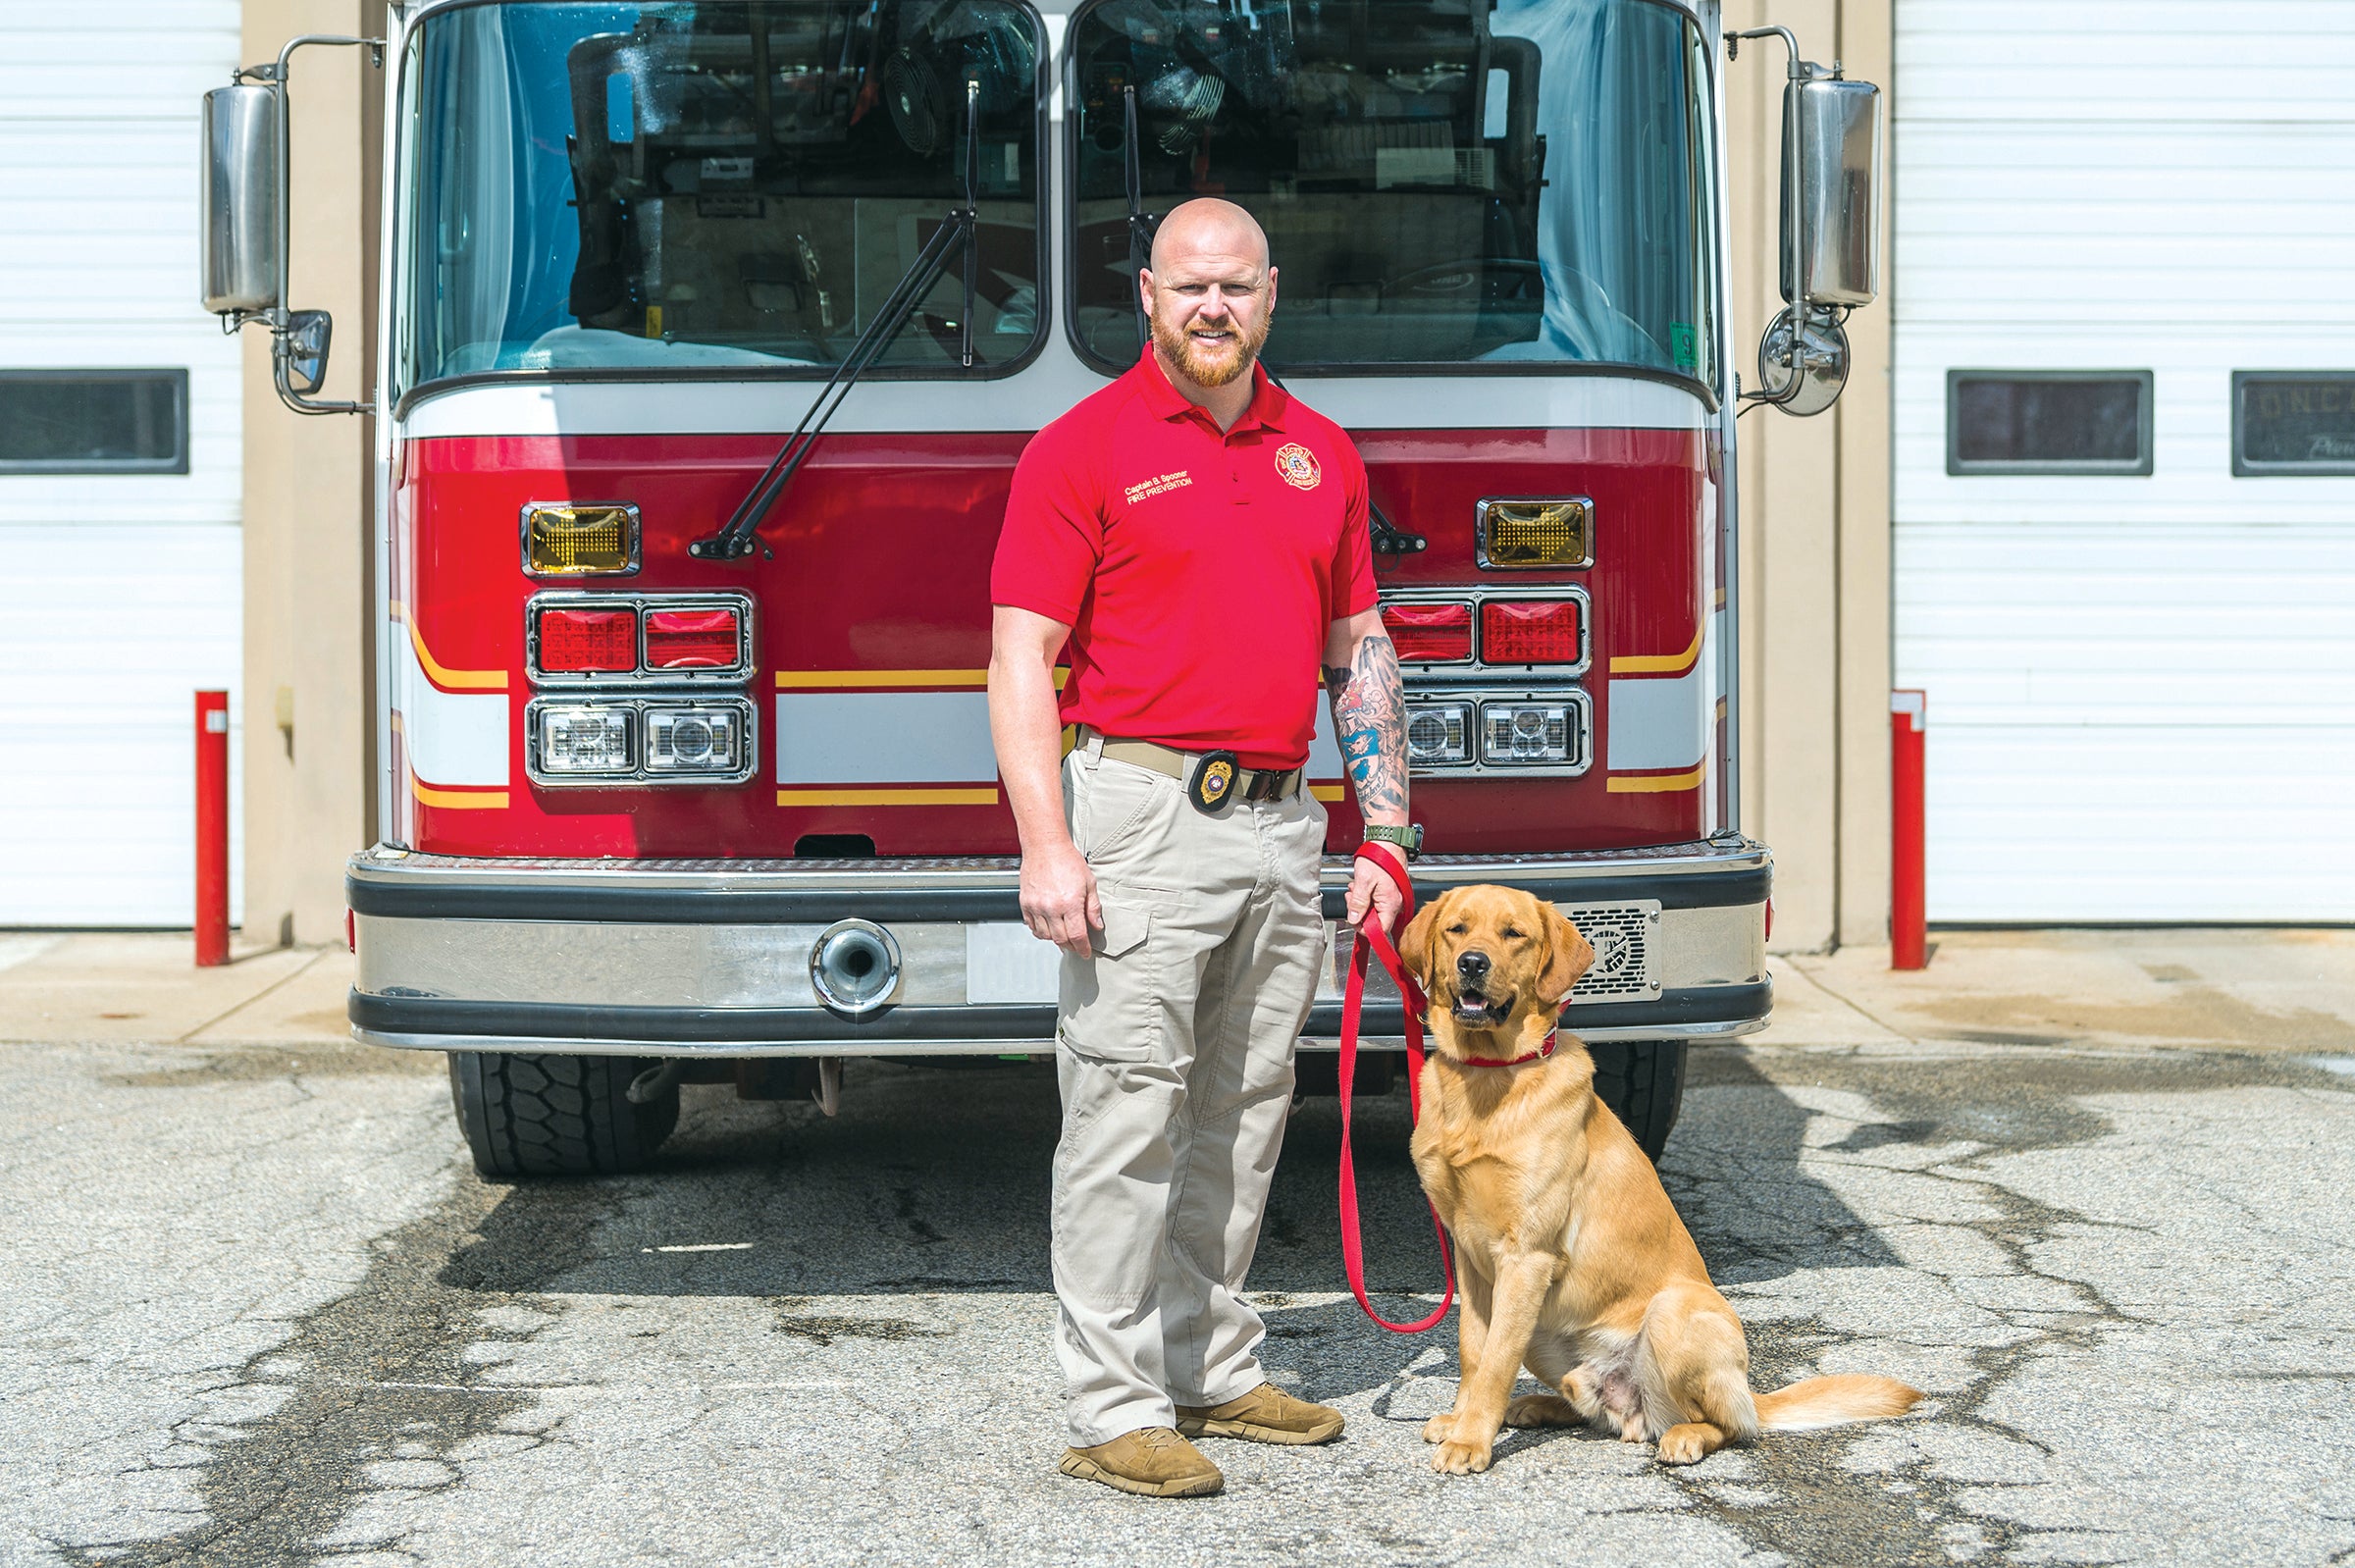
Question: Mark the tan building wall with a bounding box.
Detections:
[1725,0,1896,954]
[232,0,1897,954]
[237,0,383,946]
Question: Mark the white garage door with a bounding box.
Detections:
[0,4,243,925]
[1893,1,2355,921]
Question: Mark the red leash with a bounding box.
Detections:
[1335,842,1455,1333]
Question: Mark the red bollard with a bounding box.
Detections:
[195,691,230,967]
[1890,690,1927,969]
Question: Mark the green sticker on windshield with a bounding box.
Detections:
[1671,324,1698,373]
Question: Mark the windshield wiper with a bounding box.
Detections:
[1124,85,1154,352]
[691,81,982,561]
[960,77,980,370]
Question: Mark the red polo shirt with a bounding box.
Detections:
[991,348,1377,769]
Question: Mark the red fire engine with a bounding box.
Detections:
[201,0,1878,1176]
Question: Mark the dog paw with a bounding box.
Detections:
[1431,1437,1493,1475]
[1654,1426,1713,1465]
[1503,1394,1579,1429]
[1420,1414,1457,1444]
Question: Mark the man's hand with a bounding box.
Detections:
[1344,854,1404,934]
[989,604,1105,958]
[1021,839,1103,957]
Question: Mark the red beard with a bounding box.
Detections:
[1150,309,1270,389]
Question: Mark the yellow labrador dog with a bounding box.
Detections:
[1399,885,1921,1472]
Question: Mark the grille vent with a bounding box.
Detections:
[1560,902,1659,1002]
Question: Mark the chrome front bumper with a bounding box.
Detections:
[348,841,1771,1056]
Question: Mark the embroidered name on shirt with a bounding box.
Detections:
[1123,470,1194,505]
[1275,444,1322,491]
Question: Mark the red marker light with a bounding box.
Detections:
[644,606,742,670]
[1380,601,1473,663]
[538,606,638,672]
[1480,599,1583,664]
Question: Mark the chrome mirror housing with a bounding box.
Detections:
[1753,306,1849,418]
[199,84,281,318]
[1783,75,1881,310]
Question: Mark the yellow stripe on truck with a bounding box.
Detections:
[1606,624,1702,676]
[391,600,508,690]
[1605,765,1704,794]
[776,787,1001,807]
[411,777,509,810]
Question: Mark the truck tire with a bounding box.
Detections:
[1586,1040,1687,1162]
[447,1051,680,1178]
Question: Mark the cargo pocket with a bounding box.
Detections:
[1056,887,1160,1064]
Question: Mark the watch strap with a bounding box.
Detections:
[1361,822,1424,861]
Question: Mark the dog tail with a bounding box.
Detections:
[1753,1374,1922,1433]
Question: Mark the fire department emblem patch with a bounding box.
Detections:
[1274,443,1322,491]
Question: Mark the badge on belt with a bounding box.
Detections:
[1188,751,1239,814]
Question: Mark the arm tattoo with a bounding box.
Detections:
[1326,631,1410,819]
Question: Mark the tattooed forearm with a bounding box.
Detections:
[1327,631,1410,820]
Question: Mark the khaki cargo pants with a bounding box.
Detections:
[1051,736,1329,1446]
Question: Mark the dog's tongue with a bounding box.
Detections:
[1452,996,1492,1023]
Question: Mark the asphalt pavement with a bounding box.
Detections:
[3,929,2353,1567]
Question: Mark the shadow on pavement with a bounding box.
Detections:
[439,1050,1901,1306]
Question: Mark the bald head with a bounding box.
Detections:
[1149,197,1270,274]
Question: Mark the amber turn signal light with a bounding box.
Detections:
[523,502,640,576]
[1476,497,1593,569]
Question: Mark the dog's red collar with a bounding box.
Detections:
[1455,1031,1557,1070]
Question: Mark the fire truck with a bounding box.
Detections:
[201,0,1878,1176]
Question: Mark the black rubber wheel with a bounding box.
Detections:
[1586,1040,1687,1162]
[447,1052,681,1178]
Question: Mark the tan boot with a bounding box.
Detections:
[1175,1383,1345,1445]
[1057,1427,1225,1497]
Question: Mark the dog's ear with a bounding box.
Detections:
[1538,901,1595,1004]
[1398,895,1444,991]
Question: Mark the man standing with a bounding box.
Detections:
[987,198,1415,1497]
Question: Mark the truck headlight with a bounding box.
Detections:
[1404,701,1473,766]
[646,705,743,774]
[1480,701,1576,765]
[537,705,634,773]
[527,697,754,785]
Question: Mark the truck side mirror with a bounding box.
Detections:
[1782,74,1881,310]
[1730,27,1883,417]
[200,84,282,318]
[197,37,380,416]
[284,309,334,397]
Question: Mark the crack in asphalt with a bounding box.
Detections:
[64,1177,618,1567]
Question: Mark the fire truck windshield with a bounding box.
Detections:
[398,0,1043,394]
[1069,0,1717,386]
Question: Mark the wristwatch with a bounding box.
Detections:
[1360,822,1424,862]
